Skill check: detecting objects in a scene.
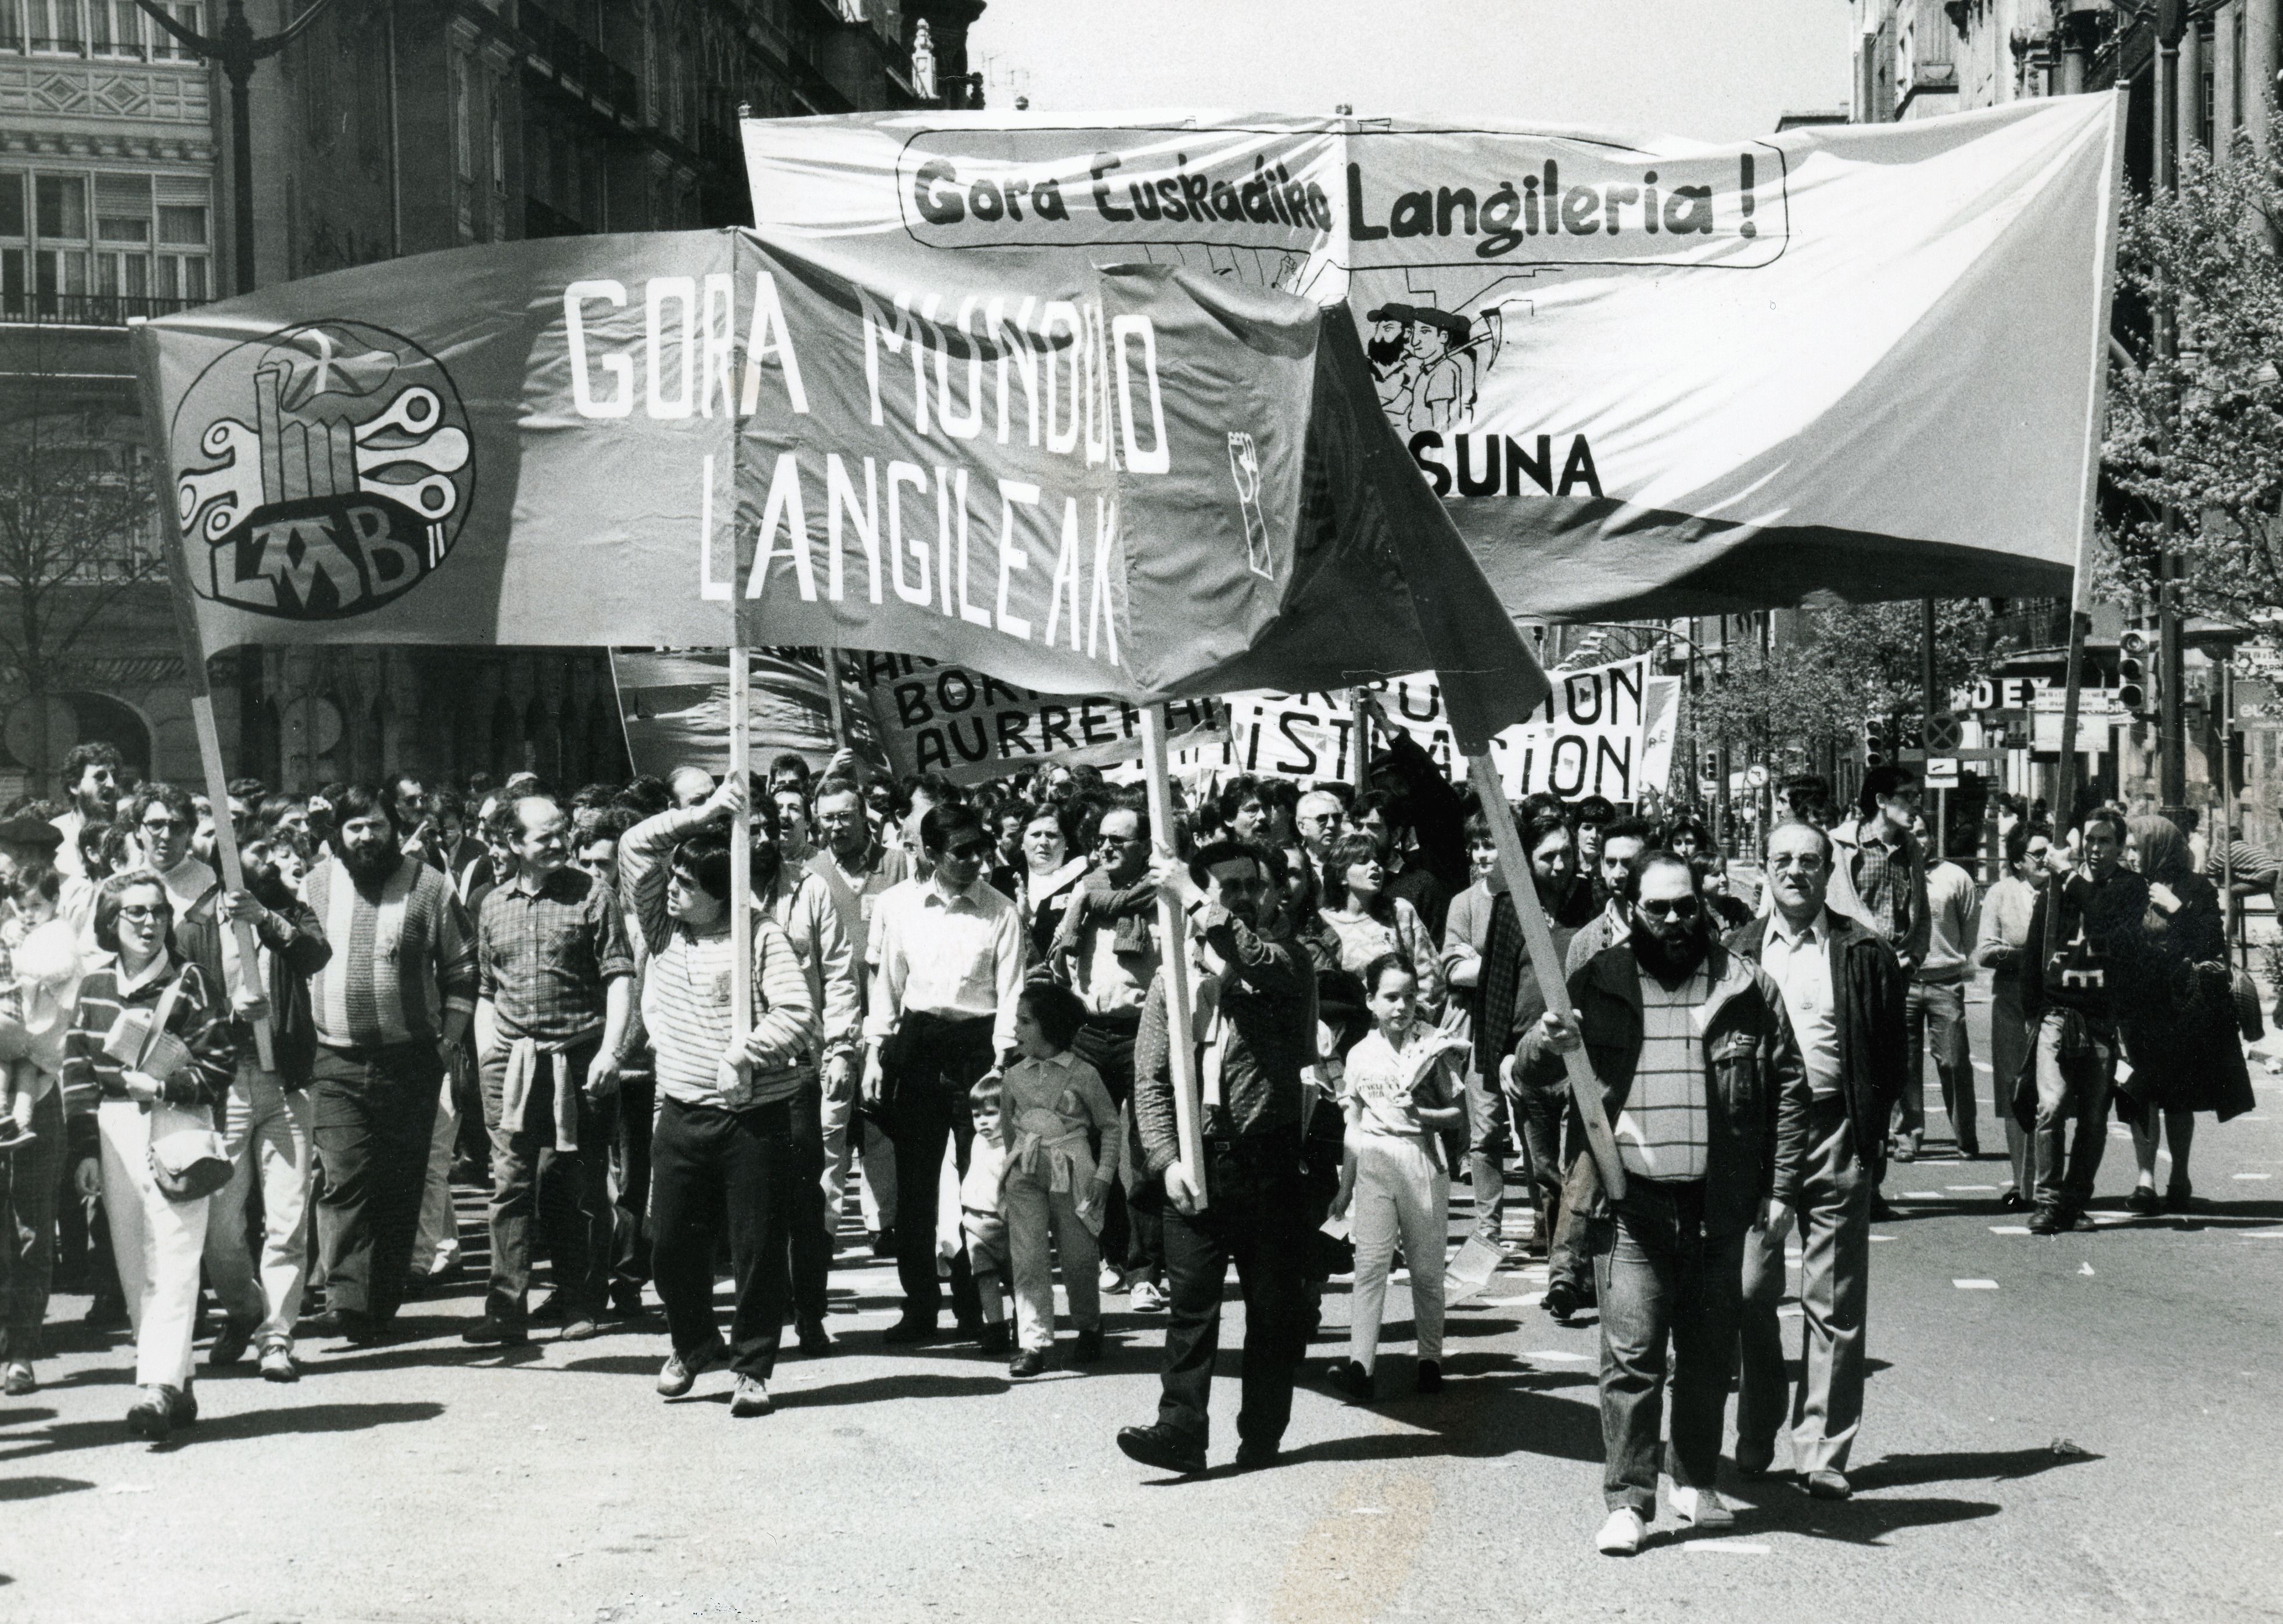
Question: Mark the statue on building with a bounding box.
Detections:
[911,19,936,102]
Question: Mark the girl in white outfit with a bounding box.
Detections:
[1332,952,1467,1401]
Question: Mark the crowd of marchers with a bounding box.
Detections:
[0,686,2259,1554]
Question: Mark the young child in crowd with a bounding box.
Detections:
[1331,952,1469,1401]
[997,983,1120,1377]
[0,863,82,1152]
[960,1076,1012,1357]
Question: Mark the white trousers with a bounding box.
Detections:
[820,1084,896,1243]
[202,1065,316,1346]
[411,1061,462,1271]
[97,1100,210,1389]
[1003,1172,1102,1352]
[1347,1131,1449,1373]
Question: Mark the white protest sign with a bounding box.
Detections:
[1228,655,1678,800]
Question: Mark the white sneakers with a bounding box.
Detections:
[1596,1508,1647,1555]
[1596,1483,1738,1554]
[1670,1484,1735,1528]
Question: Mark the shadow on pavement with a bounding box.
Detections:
[1282,1370,1604,1466]
[774,1371,1009,1407]
[0,1399,443,1461]
[0,1474,91,1501]
[1703,1492,2001,1546]
[1850,1445,2106,1488]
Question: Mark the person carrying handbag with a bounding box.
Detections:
[59,869,239,1443]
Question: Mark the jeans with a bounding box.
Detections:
[1988,980,2034,1197]
[482,1038,616,1328]
[611,1074,656,1298]
[1593,1176,1746,1514]
[312,1043,444,1325]
[1513,1066,1589,1297]
[203,1063,317,1346]
[1460,1061,1511,1242]
[1347,1131,1448,1373]
[887,1012,992,1325]
[649,1094,798,1380]
[97,1100,209,1389]
[411,1056,463,1273]
[1004,1171,1103,1352]
[1900,979,1973,1147]
[1156,1130,1312,1452]
[2031,1009,2116,1213]
[1737,1098,1870,1475]
[784,1079,830,1326]
[0,1086,63,1361]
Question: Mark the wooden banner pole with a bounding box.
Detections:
[1140,703,1207,1208]
[1465,751,1626,1201]
[821,645,849,749]
[729,644,753,1048]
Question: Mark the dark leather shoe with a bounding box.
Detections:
[170,1381,197,1427]
[1117,1422,1206,1476]
[1008,1349,1047,1378]
[975,1322,1013,1356]
[1333,1359,1374,1403]
[206,1317,254,1369]
[1541,1284,1579,1326]
[2128,1185,2162,1217]
[797,1319,836,1357]
[880,1314,939,1345]
[531,1295,567,1326]
[1234,1439,1281,1471]
[2027,1205,2063,1235]
[1735,1447,1778,1479]
[1071,1328,1105,1366]
[1415,1359,1442,1395]
[1805,1468,1852,1500]
[125,1386,172,1443]
[307,1308,385,1346]
[461,1316,529,1346]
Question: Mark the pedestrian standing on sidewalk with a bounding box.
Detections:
[2021,809,2146,1236]
[1330,952,1467,1403]
[1975,823,2049,1207]
[1897,817,1980,1160]
[304,786,478,1348]
[1117,841,1316,1478]
[998,982,1119,1377]
[2117,815,2255,1215]
[63,870,238,1443]
[1518,849,1808,1555]
[186,845,329,1382]
[866,803,1024,1346]
[463,795,635,1346]
[619,783,817,1417]
[1728,820,1905,1501]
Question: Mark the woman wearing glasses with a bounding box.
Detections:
[60,870,238,1443]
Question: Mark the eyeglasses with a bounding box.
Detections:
[140,817,190,834]
[943,839,992,860]
[1636,896,1701,920]
[1099,833,1144,848]
[117,904,171,922]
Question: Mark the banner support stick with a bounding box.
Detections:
[132,319,275,1075]
[1464,750,1626,1201]
[1140,703,1206,1209]
[822,645,848,749]
[729,643,753,1046]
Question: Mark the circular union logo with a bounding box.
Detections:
[170,320,474,620]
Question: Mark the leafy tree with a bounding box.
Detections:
[0,408,162,796]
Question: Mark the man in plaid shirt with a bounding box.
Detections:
[1519,849,1807,1556]
[464,795,634,1347]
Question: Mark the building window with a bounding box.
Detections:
[0,168,207,317]
[4,1,202,56]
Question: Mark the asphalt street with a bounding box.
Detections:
[5,977,2280,1624]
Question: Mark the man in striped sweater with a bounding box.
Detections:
[304,785,479,1346]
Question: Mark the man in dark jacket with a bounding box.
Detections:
[1518,849,1808,1555]
[2020,809,2146,1234]
[1118,841,1315,1479]
[1727,820,1906,1501]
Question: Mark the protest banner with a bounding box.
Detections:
[856,651,1226,783]
[1227,655,1678,802]
[608,648,878,779]
[743,95,2123,620]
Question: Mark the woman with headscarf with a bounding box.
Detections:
[2118,815,2255,1213]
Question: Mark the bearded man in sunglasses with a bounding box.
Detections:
[1519,848,1809,1556]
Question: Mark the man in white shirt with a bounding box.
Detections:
[1898,816,1982,1161]
[1725,820,1907,1503]
[864,803,1024,1345]
[50,742,122,881]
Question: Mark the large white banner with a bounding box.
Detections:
[1229,656,1678,801]
[744,98,2120,620]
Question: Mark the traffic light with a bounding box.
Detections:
[2119,628,2153,714]
[1700,749,1720,782]
[1862,717,1893,768]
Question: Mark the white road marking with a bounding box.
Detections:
[1523,1350,1593,1363]
[2241,1230,2283,1239]
[1990,1225,2030,1235]
[1686,1543,1774,1556]
[1870,1234,1897,1242]
[2079,1262,2096,1276]
[1948,1184,1998,1192]
[1954,1279,2000,1290]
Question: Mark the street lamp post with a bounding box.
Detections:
[134,0,359,295]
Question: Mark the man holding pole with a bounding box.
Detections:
[1117,840,1316,1478]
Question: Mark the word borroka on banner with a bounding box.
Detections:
[743,99,2123,621]
[861,652,1225,782]
[135,224,1545,749]
[1232,657,1678,801]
